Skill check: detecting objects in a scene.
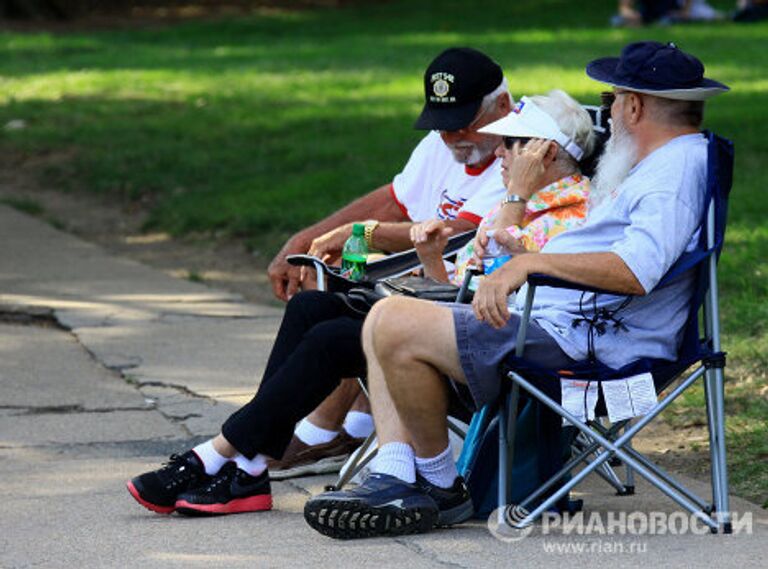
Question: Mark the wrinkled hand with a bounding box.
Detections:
[471,257,529,328]
[487,223,527,254]
[308,223,353,263]
[472,225,490,265]
[505,138,553,200]
[471,225,522,266]
[410,220,453,264]
[267,247,303,302]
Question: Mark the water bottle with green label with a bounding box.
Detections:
[341,223,368,281]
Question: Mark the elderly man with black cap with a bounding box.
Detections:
[262,47,513,481]
[126,47,513,517]
[303,41,728,540]
[268,47,511,300]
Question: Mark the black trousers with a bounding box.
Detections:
[221,290,367,460]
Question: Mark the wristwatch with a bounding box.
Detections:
[363,220,380,249]
[501,194,527,206]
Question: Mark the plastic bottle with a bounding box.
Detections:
[481,229,512,275]
[341,223,368,281]
[482,229,517,309]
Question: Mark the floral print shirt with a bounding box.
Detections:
[452,174,590,286]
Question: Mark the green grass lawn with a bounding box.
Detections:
[0,0,766,505]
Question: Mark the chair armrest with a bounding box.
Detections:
[286,254,329,269]
[365,229,476,281]
[527,273,631,296]
[286,230,478,292]
[286,255,352,293]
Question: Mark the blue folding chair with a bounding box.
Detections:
[496,130,735,533]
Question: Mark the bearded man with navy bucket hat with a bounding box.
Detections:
[303,41,730,540]
[587,40,728,100]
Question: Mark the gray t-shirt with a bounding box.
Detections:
[519,133,708,368]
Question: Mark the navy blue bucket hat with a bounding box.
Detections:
[587,41,729,100]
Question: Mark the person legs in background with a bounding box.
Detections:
[611,0,724,26]
[733,0,768,21]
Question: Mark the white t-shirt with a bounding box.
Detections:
[390,131,505,224]
[525,133,708,368]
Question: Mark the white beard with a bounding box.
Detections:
[589,116,638,211]
[446,137,498,166]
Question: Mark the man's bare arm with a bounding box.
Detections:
[267,184,406,301]
[371,217,475,253]
[520,252,645,295]
[473,252,645,328]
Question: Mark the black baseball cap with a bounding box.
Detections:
[586,41,729,101]
[414,47,504,131]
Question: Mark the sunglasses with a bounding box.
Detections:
[601,91,616,107]
[503,136,532,150]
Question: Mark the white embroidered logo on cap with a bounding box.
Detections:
[430,72,456,103]
[433,79,450,97]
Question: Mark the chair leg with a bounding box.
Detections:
[623,421,636,495]
[569,427,625,496]
[703,369,721,514]
[330,432,377,491]
[447,416,468,440]
[505,369,719,531]
[521,431,602,510]
[621,444,711,511]
[585,421,634,494]
[711,366,732,532]
[498,385,520,527]
[356,376,369,398]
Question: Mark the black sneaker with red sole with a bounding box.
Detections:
[126,451,209,514]
[175,462,272,516]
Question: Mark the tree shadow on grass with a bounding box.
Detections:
[0,92,420,234]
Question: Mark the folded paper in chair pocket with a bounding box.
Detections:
[600,372,658,422]
[560,378,599,424]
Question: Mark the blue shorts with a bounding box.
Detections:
[450,303,574,409]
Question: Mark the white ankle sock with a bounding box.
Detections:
[234,453,268,476]
[295,418,339,446]
[415,445,458,489]
[342,411,374,439]
[192,440,230,475]
[371,442,416,483]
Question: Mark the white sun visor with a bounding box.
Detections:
[478,96,584,161]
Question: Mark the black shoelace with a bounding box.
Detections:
[161,454,199,489]
[570,291,633,419]
[571,291,632,364]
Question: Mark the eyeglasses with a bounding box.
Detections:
[503,136,532,150]
[613,88,634,98]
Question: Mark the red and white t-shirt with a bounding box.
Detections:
[390,131,505,225]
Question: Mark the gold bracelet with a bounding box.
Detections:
[364,220,380,249]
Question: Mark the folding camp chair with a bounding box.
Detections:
[287,230,475,490]
[288,96,616,493]
[495,130,734,533]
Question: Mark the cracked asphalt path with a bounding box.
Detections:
[0,205,766,568]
